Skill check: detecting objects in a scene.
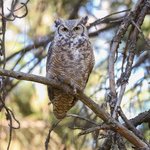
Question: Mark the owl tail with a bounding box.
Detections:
[48,87,77,119]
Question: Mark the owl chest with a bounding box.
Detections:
[52,41,91,73]
[52,49,85,75]
[61,47,86,66]
[69,46,82,61]
[56,38,88,61]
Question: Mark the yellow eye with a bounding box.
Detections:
[62,27,68,32]
[74,26,80,31]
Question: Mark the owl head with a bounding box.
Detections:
[54,16,88,40]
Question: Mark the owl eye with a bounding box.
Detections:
[74,26,81,31]
[62,27,68,32]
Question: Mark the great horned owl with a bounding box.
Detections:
[46,17,94,119]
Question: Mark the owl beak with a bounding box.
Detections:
[69,31,73,37]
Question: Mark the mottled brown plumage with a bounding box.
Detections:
[46,17,94,119]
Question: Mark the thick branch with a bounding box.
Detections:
[130,109,150,127]
[0,68,149,149]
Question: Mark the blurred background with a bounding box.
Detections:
[0,0,149,150]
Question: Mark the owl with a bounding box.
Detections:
[46,17,95,119]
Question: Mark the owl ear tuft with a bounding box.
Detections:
[80,16,88,25]
[54,19,63,27]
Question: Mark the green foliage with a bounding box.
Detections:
[11,82,35,116]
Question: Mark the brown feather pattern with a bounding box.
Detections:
[46,18,94,119]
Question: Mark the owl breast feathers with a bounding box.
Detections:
[46,17,95,119]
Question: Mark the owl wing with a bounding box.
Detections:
[46,42,77,119]
[46,42,55,101]
[85,46,95,86]
[46,42,53,72]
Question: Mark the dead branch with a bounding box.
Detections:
[114,0,149,118]
[132,52,149,68]
[102,1,149,148]
[129,109,150,127]
[45,120,62,150]
[70,109,150,137]
[88,9,130,29]
[78,124,110,136]
[67,114,98,126]
[108,10,133,115]
[118,107,146,143]
[0,68,149,149]
[0,35,53,65]
[0,1,32,149]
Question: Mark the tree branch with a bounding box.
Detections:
[0,68,149,149]
[130,109,150,127]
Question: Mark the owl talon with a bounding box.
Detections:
[73,88,77,95]
[72,85,82,94]
[64,86,72,94]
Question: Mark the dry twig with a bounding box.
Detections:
[45,120,62,150]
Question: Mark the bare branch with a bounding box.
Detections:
[114,0,149,118]
[0,35,52,64]
[129,109,150,127]
[108,10,134,115]
[78,124,110,136]
[0,68,149,149]
[88,9,130,29]
[45,120,62,150]
[67,114,98,126]
[118,107,144,140]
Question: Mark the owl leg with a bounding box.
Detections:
[70,82,78,94]
[70,80,84,95]
[47,75,71,94]
[53,75,74,94]
[57,75,83,94]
